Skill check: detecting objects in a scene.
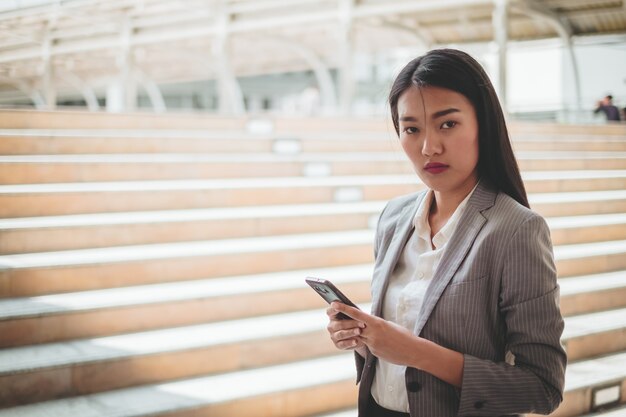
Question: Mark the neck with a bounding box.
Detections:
[431,179,478,219]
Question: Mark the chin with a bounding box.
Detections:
[416,173,445,189]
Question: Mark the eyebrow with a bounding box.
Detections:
[399,108,461,122]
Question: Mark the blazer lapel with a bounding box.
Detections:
[371,192,427,317]
[413,182,497,336]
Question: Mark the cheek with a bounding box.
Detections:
[465,141,480,172]
[456,132,479,162]
[465,138,479,160]
[399,137,423,161]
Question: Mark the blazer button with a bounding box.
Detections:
[407,381,421,392]
[474,400,486,409]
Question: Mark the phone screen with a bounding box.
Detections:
[305,277,359,319]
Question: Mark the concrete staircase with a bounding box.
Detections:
[0,110,625,417]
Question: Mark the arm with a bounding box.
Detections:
[457,215,566,415]
[594,101,606,114]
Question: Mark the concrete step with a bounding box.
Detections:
[0,304,623,406]
[530,190,626,217]
[559,271,626,316]
[509,123,626,137]
[547,213,626,246]
[0,201,385,254]
[2,265,623,348]
[511,139,626,152]
[0,309,346,406]
[535,352,626,417]
[1,349,626,417]
[580,405,626,416]
[0,153,412,184]
[0,111,258,130]
[314,410,356,417]
[2,152,625,184]
[2,127,625,155]
[2,110,624,134]
[0,175,420,218]
[0,129,399,155]
[1,170,625,217]
[517,152,626,171]
[521,170,626,193]
[563,308,626,361]
[1,110,624,134]
[1,227,625,297]
[555,239,626,277]
[0,353,359,416]
[3,201,625,254]
[0,230,375,297]
[0,264,374,347]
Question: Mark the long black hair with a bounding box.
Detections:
[388,48,529,208]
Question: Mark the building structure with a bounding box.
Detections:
[0,0,625,119]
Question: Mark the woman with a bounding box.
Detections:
[326,49,566,417]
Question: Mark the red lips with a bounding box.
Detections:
[424,162,449,174]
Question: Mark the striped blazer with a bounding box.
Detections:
[355,180,567,416]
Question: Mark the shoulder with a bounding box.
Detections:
[486,191,549,236]
[378,190,424,224]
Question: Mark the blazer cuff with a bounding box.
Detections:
[458,353,563,416]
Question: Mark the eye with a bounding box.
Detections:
[441,120,457,129]
[403,126,419,135]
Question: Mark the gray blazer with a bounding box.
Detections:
[355,181,567,417]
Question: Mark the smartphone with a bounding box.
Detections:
[305,277,359,320]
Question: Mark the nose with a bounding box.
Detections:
[421,130,443,157]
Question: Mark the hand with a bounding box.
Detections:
[331,302,420,366]
[331,302,465,387]
[326,304,366,352]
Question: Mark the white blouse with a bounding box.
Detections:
[371,185,477,412]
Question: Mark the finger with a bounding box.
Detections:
[327,307,365,328]
[333,328,362,342]
[331,302,370,323]
[327,317,365,331]
[336,337,360,350]
[326,306,342,319]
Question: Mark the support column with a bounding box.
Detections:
[259,35,337,114]
[42,25,56,110]
[56,69,100,111]
[0,76,46,109]
[338,0,355,116]
[493,0,509,112]
[134,69,167,112]
[108,14,136,112]
[212,0,244,115]
[121,14,136,111]
[106,81,124,112]
[510,1,582,117]
[564,37,582,116]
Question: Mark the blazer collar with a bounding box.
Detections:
[413,180,497,335]
[371,191,426,318]
[371,181,498,320]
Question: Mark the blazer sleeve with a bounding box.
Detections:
[355,201,390,384]
[457,215,567,416]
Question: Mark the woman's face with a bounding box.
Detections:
[397,85,480,198]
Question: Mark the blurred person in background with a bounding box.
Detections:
[325,48,566,417]
[594,94,621,121]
